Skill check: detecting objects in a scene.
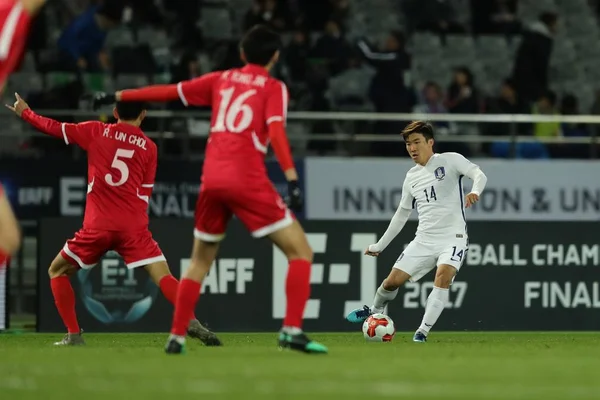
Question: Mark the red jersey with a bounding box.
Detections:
[0,0,32,88]
[176,64,288,187]
[21,110,157,232]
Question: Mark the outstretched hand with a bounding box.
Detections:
[5,92,29,117]
[364,244,381,257]
[465,192,479,208]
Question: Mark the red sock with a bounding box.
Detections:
[50,276,80,334]
[170,278,201,336]
[159,275,196,321]
[283,259,311,329]
[159,275,179,305]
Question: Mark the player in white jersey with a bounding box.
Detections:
[346,121,488,342]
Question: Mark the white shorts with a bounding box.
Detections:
[393,238,468,282]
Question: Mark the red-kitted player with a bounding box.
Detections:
[6,94,222,346]
[0,0,47,263]
[0,181,20,269]
[0,0,47,91]
[93,25,328,355]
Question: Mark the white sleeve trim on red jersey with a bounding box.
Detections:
[141,184,154,188]
[177,82,189,106]
[0,1,23,60]
[266,116,283,125]
[60,123,69,145]
[279,81,288,124]
[251,131,268,154]
[136,189,149,203]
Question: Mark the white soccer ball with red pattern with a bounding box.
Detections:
[362,314,395,342]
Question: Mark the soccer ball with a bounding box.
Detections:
[362,314,395,342]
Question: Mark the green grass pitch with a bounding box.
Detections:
[1,332,599,400]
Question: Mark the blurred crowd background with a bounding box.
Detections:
[2,0,600,159]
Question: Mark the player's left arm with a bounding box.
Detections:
[265,81,303,210]
[447,152,488,208]
[265,81,296,179]
[7,92,99,150]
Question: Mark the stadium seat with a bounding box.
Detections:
[114,74,150,90]
[200,7,234,40]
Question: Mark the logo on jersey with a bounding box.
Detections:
[434,167,446,181]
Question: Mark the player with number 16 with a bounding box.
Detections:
[92,25,327,355]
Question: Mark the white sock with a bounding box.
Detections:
[169,334,186,345]
[371,283,398,314]
[282,326,303,335]
[417,286,449,335]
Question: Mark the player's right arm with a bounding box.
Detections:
[7,93,100,150]
[0,184,21,256]
[365,178,414,256]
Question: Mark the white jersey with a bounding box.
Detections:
[399,153,479,242]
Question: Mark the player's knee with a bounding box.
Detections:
[382,279,399,291]
[48,263,68,278]
[288,243,313,263]
[434,266,455,288]
[48,256,77,278]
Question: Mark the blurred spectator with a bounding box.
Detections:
[361,31,416,156]
[485,78,535,158]
[330,0,350,31]
[446,67,480,114]
[357,30,410,85]
[485,78,530,135]
[285,29,311,82]
[488,87,554,158]
[310,20,351,76]
[60,0,92,20]
[413,81,456,135]
[244,0,288,32]
[549,94,589,159]
[171,51,201,83]
[533,90,560,138]
[298,0,337,31]
[560,94,588,138]
[357,31,412,127]
[403,0,465,35]
[56,4,121,72]
[212,40,245,71]
[328,53,374,109]
[512,12,558,105]
[471,0,521,35]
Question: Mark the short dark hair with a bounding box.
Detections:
[401,121,435,141]
[240,24,282,66]
[116,101,146,120]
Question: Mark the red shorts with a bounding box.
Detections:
[0,1,32,86]
[61,228,165,269]
[194,182,293,242]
